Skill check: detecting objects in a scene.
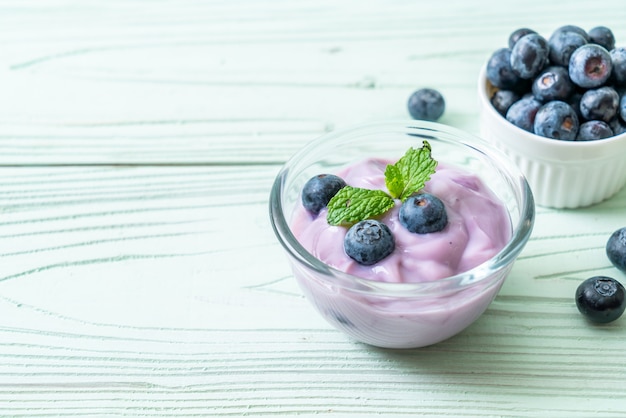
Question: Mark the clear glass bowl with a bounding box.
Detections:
[478,64,626,209]
[269,121,534,349]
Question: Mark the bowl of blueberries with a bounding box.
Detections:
[478,24,626,209]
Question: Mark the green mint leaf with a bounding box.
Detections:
[326,186,395,226]
[384,164,404,199]
[390,140,438,201]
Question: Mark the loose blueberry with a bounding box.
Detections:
[576,276,626,324]
[510,33,549,79]
[579,86,620,123]
[610,47,626,86]
[506,96,542,132]
[576,120,613,141]
[490,89,520,116]
[407,88,445,121]
[301,174,346,215]
[606,227,626,273]
[399,193,448,234]
[569,44,613,88]
[508,28,537,49]
[534,101,579,140]
[588,26,615,51]
[486,48,526,91]
[344,219,395,265]
[531,65,574,102]
[548,30,587,67]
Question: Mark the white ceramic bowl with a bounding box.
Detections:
[269,121,534,349]
[478,64,626,209]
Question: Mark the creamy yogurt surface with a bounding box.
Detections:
[290,157,512,283]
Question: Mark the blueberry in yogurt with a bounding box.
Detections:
[399,193,448,234]
[344,219,395,265]
[302,174,346,215]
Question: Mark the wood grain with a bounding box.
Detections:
[1,0,626,416]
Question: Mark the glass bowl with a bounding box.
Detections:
[269,121,534,349]
[478,64,626,209]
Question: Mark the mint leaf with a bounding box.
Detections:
[390,140,437,201]
[326,186,394,226]
[384,164,404,199]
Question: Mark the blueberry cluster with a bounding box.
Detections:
[575,226,626,324]
[487,25,626,141]
[301,174,448,266]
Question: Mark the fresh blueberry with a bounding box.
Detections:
[576,276,626,324]
[576,120,613,140]
[569,44,613,88]
[548,30,587,67]
[490,89,520,116]
[610,47,626,86]
[620,92,626,123]
[552,25,590,42]
[508,28,537,49]
[606,227,626,272]
[609,117,626,135]
[301,174,346,215]
[588,26,615,51]
[580,86,619,123]
[506,96,542,132]
[531,65,574,102]
[510,33,549,79]
[486,48,526,91]
[533,101,579,140]
[407,88,445,121]
[399,193,448,234]
[344,219,395,265]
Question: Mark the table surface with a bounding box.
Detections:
[2,1,626,417]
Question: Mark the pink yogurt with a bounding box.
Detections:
[288,157,514,348]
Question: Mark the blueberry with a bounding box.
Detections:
[399,193,448,234]
[610,47,626,86]
[506,96,542,132]
[552,25,590,42]
[531,65,574,102]
[576,276,626,324]
[510,33,549,79]
[580,86,619,123]
[548,30,587,67]
[588,26,615,51]
[609,117,626,135]
[344,220,395,265]
[568,91,585,120]
[569,44,613,88]
[508,28,537,49]
[490,89,520,116]
[533,101,579,140]
[576,120,613,141]
[606,227,626,272]
[301,174,346,215]
[407,88,445,121]
[486,48,525,91]
[620,93,626,123]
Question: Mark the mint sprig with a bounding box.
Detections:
[326,140,437,226]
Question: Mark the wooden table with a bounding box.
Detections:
[2,1,626,416]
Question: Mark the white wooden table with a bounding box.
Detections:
[1,1,626,416]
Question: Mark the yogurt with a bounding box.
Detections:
[291,157,512,282]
